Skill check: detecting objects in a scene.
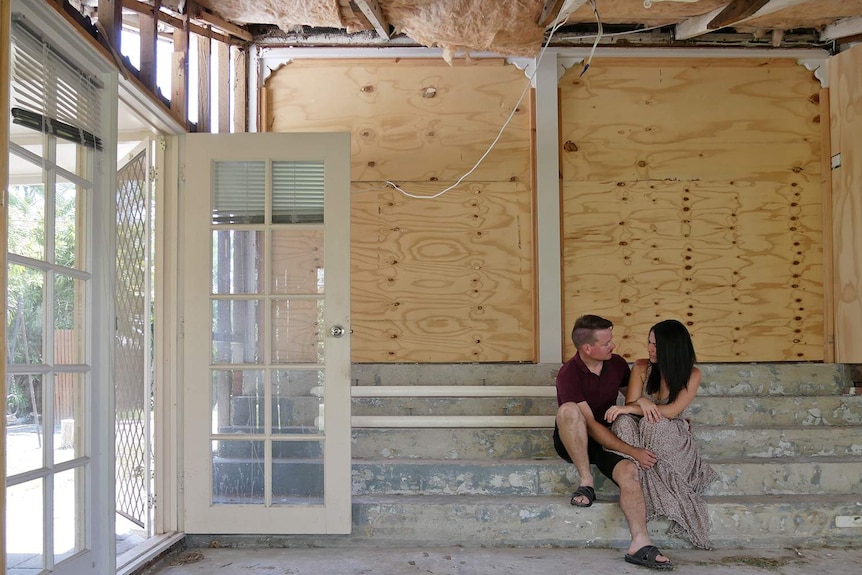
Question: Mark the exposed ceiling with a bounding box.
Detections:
[181,0,862,60]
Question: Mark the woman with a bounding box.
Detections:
[605,319,717,549]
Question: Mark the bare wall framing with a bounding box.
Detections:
[560,58,824,362]
[264,58,536,362]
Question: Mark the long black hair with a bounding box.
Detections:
[645,319,696,404]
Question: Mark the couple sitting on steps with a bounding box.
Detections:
[553,314,717,570]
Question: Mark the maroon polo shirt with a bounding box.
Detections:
[555,352,630,425]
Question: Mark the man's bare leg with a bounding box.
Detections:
[556,402,594,505]
[613,460,671,564]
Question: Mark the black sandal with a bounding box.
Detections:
[570,485,596,507]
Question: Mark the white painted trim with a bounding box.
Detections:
[116,532,184,575]
[352,415,555,428]
[821,16,862,43]
[351,385,556,397]
[534,51,564,364]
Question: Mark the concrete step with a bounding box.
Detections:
[197,494,859,549]
[351,425,862,459]
[346,494,862,549]
[351,395,862,426]
[352,363,849,395]
[351,456,862,497]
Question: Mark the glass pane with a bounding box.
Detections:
[212,161,265,225]
[7,183,45,260]
[272,369,324,434]
[272,161,324,224]
[54,467,84,563]
[7,264,45,364]
[211,370,265,434]
[212,230,263,294]
[6,374,43,476]
[55,139,87,178]
[212,299,261,364]
[212,439,264,504]
[5,479,45,572]
[54,275,85,364]
[272,441,324,504]
[55,373,84,465]
[55,180,80,269]
[271,229,324,295]
[272,299,324,364]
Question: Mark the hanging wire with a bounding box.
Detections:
[579,0,603,77]
[385,16,570,200]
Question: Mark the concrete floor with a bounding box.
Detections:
[146,545,862,575]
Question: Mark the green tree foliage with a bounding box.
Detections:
[7,182,79,366]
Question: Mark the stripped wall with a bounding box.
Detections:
[265,58,536,362]
[264,55,830,364]
[560,59,824,362]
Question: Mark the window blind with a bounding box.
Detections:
[211,160,325,225]
[10,18,103,149]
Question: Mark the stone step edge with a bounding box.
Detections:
[351,454,862,465]
[350,385,852,397]
[352,493,860,506]
[351,421,862,429]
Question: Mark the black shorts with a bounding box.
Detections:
[552,423,626,485]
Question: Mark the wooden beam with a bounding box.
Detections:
[122,0,237,45]
[676,6,725,40]
[171,14,189,123]
[217,41,230,133]
[138,0,159,93]
[352,0,389,39]
[232,46,246,133]
[538,0,589,28]
[98,0,123,54]
[197,31,212,132]
[195,5,253,42]
[821,16,862,43]
[677,0,811,40]
[819,85,834,362]
[708,0,771,29]
[538,0,565,27]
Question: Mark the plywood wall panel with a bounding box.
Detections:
[560,59,821,182]
[265,59,536,363]
[351,181,534,362]
[829,45,862,363]
[560,57,824,368]
[266,59,531,183]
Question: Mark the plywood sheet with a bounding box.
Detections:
[560,59,821,181]
[266,58,532,182]
[560,60,824,362]
[829,45,862,363]
[351,181,534,362]
[265,58,536,362]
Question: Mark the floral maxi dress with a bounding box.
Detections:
[611,394,718,549]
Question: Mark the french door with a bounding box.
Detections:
[181,133,351,534]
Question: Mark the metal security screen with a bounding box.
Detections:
[115,147,153,530]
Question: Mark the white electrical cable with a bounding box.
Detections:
[579,0,602,77]
[385,17,569,200]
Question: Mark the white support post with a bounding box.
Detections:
[534,50,564,364]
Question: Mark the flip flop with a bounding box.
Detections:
[569,485,596,507]
[624,545,674,570]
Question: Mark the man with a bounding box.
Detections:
[553,314,673,570]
